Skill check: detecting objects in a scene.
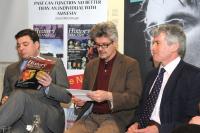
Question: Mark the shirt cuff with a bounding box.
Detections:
[44,87,49,94]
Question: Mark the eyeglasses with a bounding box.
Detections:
[95,41,113,49]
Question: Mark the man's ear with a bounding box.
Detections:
[170,43,179,52]
[113,41,118,50]
[34,41,40,49]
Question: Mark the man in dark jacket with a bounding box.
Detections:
[128,24,200,133]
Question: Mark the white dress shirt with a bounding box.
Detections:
[150,56,181,124]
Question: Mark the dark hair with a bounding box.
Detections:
[15,29,40,43]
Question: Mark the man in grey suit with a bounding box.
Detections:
[0,29,72,133]
[66,21,142,133]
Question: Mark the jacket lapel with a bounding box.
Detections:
[15,61,23,79]
[10,61,23,90]
[90,59,100,91]
[143,69,158,101]
[160,60,184,104]
[108,52,122,91]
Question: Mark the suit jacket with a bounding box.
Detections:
[78,52,142,131]
[2,55,71,133]
[134,60,200,133]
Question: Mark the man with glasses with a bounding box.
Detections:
[66,21,142,133]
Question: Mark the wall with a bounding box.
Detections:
[0,62,12,99]
[0,0,28,62]
[108,0,124,53]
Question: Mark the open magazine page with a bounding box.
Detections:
[15,57,55,89]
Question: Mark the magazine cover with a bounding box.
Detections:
[33,24,64,58]
[67,24,98,70]
[15,57,55,89]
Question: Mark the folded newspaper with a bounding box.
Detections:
[15,56,55,89]
[67,89,92,101]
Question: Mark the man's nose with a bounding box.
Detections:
[18,45,25,51]
[98,46,104,50]
[151,44,156,50]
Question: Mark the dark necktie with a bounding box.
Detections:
[138,68,165,128]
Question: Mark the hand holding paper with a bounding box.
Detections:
[72,97,86,107]
[87,90,112,103]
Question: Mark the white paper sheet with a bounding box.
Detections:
[67,89,92,101]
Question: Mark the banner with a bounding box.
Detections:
[28,0,107,89]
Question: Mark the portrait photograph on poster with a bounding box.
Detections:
[125,0,200,81]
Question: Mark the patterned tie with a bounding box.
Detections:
[138,68,165,128]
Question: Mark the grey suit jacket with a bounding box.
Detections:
[80,52,142,131]
[2,55,71,133]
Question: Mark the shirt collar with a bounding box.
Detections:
[160,56,181,75]
[100,53,117,64]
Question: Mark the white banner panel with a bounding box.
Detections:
[28,0,107,24]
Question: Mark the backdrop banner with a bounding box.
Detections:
[28,0,107,89]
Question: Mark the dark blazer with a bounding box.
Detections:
[134,60,200,133]
[2,55,71,133]
[78,52,142,132]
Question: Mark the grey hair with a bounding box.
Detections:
[89,21,118,43]
[152,24,186,57]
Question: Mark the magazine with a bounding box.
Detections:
[15,57,55,89]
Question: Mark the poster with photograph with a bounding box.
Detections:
[67,24,98,70]
[125,0,200,81]
[33,24,64,58]
[29,0,107,89]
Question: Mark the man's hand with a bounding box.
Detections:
[127,122,139,133]
[87,90,112,102]
[1,96,9,105]
[128,124,159,133]
[36,71,52,87]
[189,116,200,125]
[72,97,86,107]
